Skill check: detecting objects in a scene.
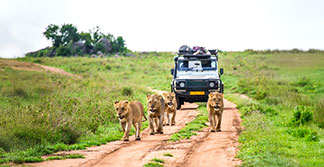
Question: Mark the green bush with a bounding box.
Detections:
[94,42,106,53]
[290,106,313,126]
[105,65,112,70]
[238,102,277,117]
[121,87,133,96]
[286,127,319,142]
[56,45,72,56]
[11,87,28,98]
[294,77,312,87]
[255,89,267,100]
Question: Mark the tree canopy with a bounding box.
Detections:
[28,24,128,57]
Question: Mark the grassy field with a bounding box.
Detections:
[220,50,324,166]
[0,52,174,163]
[1,50,324,166]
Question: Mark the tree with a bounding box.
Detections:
[40,24,129,56]
[116,36,126,53]
[43,24,80,47]
[43,24,61,47]
[60,24,80,45]
[80,32,93,48]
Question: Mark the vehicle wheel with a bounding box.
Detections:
[176,98,182,110]
[220,83,224,93]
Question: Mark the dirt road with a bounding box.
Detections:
[26,96,242,167]
[12,63,243,167]
[26,102,198,167]
[185,98,242,167]
[0,59,81,78]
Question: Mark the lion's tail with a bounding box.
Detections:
[142,114,147,122]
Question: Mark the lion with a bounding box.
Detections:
[146,94,165,135]
[207,92,224,132]
[162,92,177,126]
[114,100,147,141]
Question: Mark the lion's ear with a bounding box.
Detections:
[146,95,151,100]
[124,100,129,106]
[208,92,214,98]
[158,95,163,100]
[114,101,119,106]
[162,92,167,97]
[171,92,175,96]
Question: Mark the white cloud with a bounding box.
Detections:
[0,0,323,58]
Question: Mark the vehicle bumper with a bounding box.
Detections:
[174,89,220,102]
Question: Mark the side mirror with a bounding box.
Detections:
[220,68,224,75]
[171,69,174,75]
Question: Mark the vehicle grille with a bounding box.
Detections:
[187,80,207,87]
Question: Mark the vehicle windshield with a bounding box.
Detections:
[178,60,217,71]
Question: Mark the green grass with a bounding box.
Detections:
[1,50,324,166]
[221,50,324,166]
[46,154,84,161]
[150,158,165,163]
[169,104,208,141]
[144,162,164,167]
[0,52,173,164]
[46,156,64,160]
[65,154,85,159]
[163,153,173,157]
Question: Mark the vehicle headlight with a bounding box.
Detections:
[209,82,215,87]
[180,82,185,88]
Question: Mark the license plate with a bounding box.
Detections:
[190,91,205,95]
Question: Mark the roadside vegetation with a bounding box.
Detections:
[0,52,173,164]
[1,48,324,166]
[220,49,324,166]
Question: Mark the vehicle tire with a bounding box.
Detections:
[176,97,182,110]
[220,83,224,93]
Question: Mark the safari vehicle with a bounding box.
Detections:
[171,45,224,109]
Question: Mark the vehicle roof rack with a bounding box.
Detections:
[177,49,218,57]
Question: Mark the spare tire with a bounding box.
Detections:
[179,45,192,54]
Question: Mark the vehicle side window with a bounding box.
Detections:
[201,60,211,68]
[179,61,188,70]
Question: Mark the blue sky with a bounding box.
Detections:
[0,0,323,58]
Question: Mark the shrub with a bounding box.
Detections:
[94,42,106,53]
[12,87,28,98]
[294,77,311,87]
[121,87,133,96]
[255,89,267,100]
[238,102,277,117]
[290,106,313,126]
[286,127,319,142]
[105,65,112,70]
[56,45,72,56]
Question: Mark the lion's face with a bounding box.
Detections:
[147,94,162,113]
[163,92,175,108]
[114,100,129,120]
[208,92,223,111]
